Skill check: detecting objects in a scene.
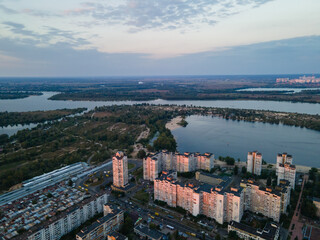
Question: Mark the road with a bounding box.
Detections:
[289,174,308,240]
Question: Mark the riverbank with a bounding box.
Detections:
[166,116,183,131]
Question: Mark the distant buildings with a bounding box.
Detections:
[76,205,124,240]
[228,221,280,240]
[143,151,214,181]
[112,151,128,188]
[247,151,262,176]
[240,179,290,222]
[13,192,109,240]
[276,153,296,189]
[276,76,320,84]
[154,171,243,224]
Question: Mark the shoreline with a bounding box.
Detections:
[166,116,183,131]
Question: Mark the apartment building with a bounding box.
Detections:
[144,151,214,181]
[76,205,124,240]
[247,151,262,176]
[154,171,243,224]
[240,179,290,222]
[13,193,109,240]
[228,221,280,240]
[276,153,296,189]
[112,151,128,188]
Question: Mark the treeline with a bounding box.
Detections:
[0,91,42,99]
[0,108,86,127]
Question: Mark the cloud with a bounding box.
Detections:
[0,3,17,14]
[0,35,318,76]
[63,0,273,32]
[2,21,90,47]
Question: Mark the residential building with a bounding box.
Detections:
[13,192,109,240]
[240,179,290,222]
[228,221,280,240]
[276,153,296,189]
[154,171,243,224]
[143,151,214,181]
[76,205,124,240]
[247,151,262,176]
[113,151,128,188]
[134,225,164,240]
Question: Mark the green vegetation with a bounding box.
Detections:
[133,189,150,204]
[178,118,188,127]
[153,130,177,152]
[0,108,86,127]
[219,156,235,165]
[0,91,42,100]
[0,105,178,192]
[128,162,135,170]
[137,149,146,159]
[132,167,143,181]
[120,213,134,238]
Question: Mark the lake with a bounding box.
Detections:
[172,115,320,167]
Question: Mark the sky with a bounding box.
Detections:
[0,0,319,76]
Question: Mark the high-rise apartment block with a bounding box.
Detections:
[276,153,296,189]
[144,151,214,181]
[240,179,290,222]
[76,205,124,240]
[154,171,243,224]
[13,193,109,240]
[112,151,128,188]
[246,151,262,175]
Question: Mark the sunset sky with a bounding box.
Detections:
[0,0,319,76]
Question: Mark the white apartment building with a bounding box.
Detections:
[276,153,296,190]
[112,151,128,188]
[76,205,124,240]
[144,151,214,181]
[154,171,243,225]
[247,151,262,176]
[14,193,109,240]
[240,179,290,222]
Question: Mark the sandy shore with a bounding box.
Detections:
[166,116,183,131]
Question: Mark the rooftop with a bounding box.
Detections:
[229,221,280,240]
[134,225,164,240]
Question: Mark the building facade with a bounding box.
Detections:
[276,153,296,190]
[154,171,243,224]
[14,193,109,240]
[144,151,214,181]
[76,205,124,240]
[240,179,290,222]
[247,151,262,176]
[112,152,128,188]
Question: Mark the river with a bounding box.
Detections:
[172,115,320,167]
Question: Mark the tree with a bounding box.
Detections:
[137,149,146,159]
[215,234,221,240]
[225,156,235,165]
[233,166,238,175]
[241,166,247,174]
[267,176,272,186]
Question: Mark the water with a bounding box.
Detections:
[172,115,320,167]
[237,87,320,93]
[0,92,320,115]
[0,123,38,136]
[1,91,320,137]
